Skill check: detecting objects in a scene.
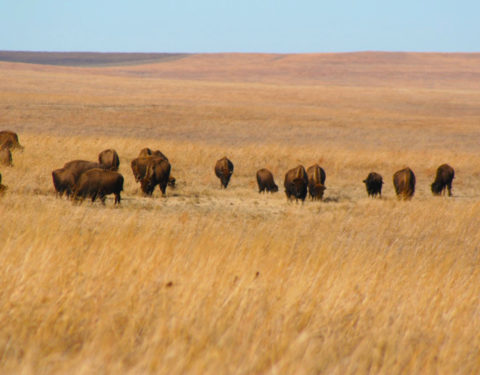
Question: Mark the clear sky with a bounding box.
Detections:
[0,0,478,53]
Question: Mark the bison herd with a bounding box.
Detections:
[0,130,458,206]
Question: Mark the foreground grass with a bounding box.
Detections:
[1,190,480,374]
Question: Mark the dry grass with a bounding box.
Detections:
[1,53,480,374]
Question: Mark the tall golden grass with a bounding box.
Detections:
[1,53,480,374]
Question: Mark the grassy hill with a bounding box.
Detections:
[1,52,480,374]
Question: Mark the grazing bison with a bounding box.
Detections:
[256,168,278,193]
[52,168,76,197]
[98,149,120,171]
[0,130,23,150]
[0,147,12,166]
[131,156,164,182]
[431,164,455,196]
[393,167,416,200]
[363,172,383,197]
[215,157,234,188]
[74,168,124,204]
[136,150,175,186]
[63,160,108,185]
[284,165,308,202]
[141,158,171,196]
[306,164,326,200]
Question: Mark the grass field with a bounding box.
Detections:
[1,52,480,374]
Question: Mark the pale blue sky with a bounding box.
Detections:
[0,0,478,53]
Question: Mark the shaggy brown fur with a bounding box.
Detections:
[0,130,23,150]
[98,149,120,171]
[256,168,278,193]
[74,168,124,204]
[363,172,383,197]
[52,168,76,197]
[393,167,416,200]
[63,160,108,185]
[431,164,455,196]
[215,157,234,188]
[141,158,171,196]
[306,164,326,200]
[284,165,308,202]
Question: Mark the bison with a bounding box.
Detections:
[284,165,308,202]
[52,168,76,197]
[363,172,383,197]
[98,149,120,171]
[0,146,12,166]
[393,167,416,200]
[141,158,171,196]
[256,168,278,193]
[131,156,164,182]
[306,164,326,200]
[63,160,108,185]
[431,164,454,196]
[74,168,124,204]
[215,157,234,188]
[0,130,23,150]
[136,149,175,187]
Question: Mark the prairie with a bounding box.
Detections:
[1,52,480,374]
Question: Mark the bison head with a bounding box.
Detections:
[431,181,443,195]
[292,178,306,199]
[312,183,326,199]
[140,164,156,195]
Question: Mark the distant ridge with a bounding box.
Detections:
[0,51,189,67]
[1,51,479,89]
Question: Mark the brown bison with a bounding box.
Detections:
[431,164,454,196]
[306,164,326,200]
[131,156,163,182]
[0,146,12,166]
[98,149,120,171]
[63,160,108,185]
[284,165,308,202]
[256,168,278,193]
[363,172,383,197]
[74,168,124,204]
[52,168,76,197]
[0,130,23,150]
[136,149,175,186]
[393,167,416,200]
[215,157,234,188]
[141,158,171,196]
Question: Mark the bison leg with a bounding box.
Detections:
[115,193,121,204]
[447,183,452,196]
[160,183,167,196]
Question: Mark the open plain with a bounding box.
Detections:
[1,52,480,374]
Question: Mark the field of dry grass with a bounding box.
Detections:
[1,52,480,374]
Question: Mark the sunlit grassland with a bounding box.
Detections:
[1,53,480,374]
